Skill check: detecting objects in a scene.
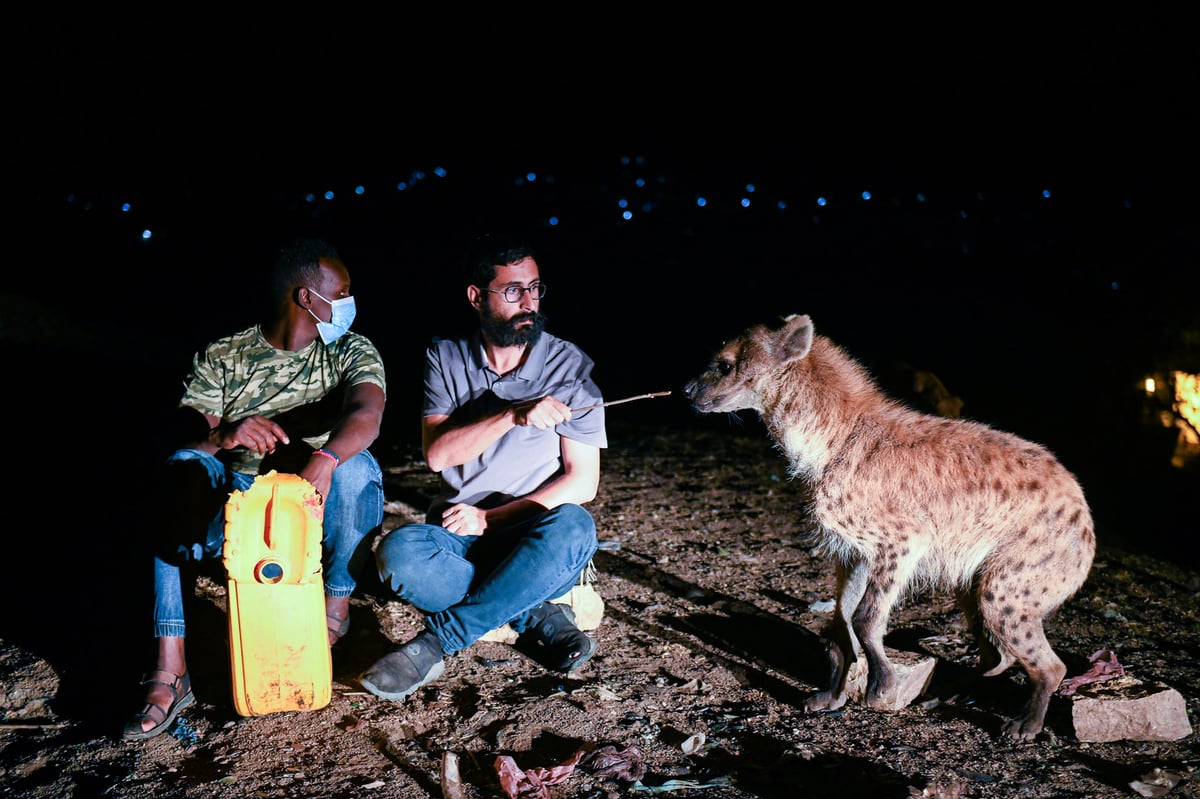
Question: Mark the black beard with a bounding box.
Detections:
[481,308,548,347]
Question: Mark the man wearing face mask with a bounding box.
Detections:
[122,237,387,741]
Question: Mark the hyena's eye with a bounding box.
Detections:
[715,361,734,376]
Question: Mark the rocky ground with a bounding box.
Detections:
[2,416,1198,799]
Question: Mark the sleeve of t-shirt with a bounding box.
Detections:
[558,351,607,449]
[178,345,227,417]
[336,333,387,396]
[422,341,457,417]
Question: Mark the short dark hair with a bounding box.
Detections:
[272,238,340,299]
[463,234,534,288]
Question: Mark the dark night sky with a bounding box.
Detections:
[11,23,1198,560]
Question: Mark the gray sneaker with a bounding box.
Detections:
[360,630,446,701]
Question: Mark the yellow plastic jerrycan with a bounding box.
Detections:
[222,470,331,717]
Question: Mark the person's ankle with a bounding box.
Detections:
[326,595,350,618]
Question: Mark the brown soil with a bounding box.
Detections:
[2,419,1198,799]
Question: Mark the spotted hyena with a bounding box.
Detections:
[682,314,1095,739]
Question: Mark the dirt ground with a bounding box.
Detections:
[2,414,1198,799]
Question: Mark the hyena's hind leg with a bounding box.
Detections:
[977,588,1067,740]
[956,585,1015,676]
[804,558,866,712]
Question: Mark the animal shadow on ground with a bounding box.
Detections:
[592,550,828,706]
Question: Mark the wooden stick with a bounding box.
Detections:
[572,390,672,413]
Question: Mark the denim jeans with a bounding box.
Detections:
[151,447,383,638]
[374,503,598,654]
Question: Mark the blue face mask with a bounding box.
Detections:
[307,288,357,344]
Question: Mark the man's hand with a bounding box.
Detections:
[215,415,291,455]
[512,396,572,430]
[441,503,487,537]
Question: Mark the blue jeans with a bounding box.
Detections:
[151,448,383,638]
[374,504,598,654]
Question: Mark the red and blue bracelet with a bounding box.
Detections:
[313,448,341,466]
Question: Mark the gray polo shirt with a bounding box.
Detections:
[422,329,607,521]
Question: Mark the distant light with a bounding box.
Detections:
[396,182,409,191]
[434,166,447,177]
[635,178,645,188]
[741,198,751,208]
[695,196,707,207]
[121,202,131,212]
[960,210,968,219]
[776,200,787,210]
[355,185,365,195]
[141,229,152,241]
[618,198,628,209]
[1042,189,1051,198]
[324,190,334,200]
[304,193,317,203]
[1145,377,1156,395]
[1111,281,1119,291]
[548,216,559,227]
[622,210,632,220]
[525,172,537,182]
[817,197,827,207]
[1123,199,1132,209]
[745,184,756,193]
[916,193,926,203]
[861,191,871,201]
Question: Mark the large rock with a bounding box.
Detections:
[1070,677,1193,742]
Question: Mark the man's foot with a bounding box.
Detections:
[521,602,596,672]
[326,596,351,646]
[360,630,445,701]
[121,670,195,741]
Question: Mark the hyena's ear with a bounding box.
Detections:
[775,314,814,362]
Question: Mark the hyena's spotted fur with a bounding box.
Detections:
[682,314,1095,739]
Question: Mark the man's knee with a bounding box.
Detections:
[331,449,383,489]
[375,525,438,578]
[547,504,598,551]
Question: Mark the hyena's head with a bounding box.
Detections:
[683,314,815,414]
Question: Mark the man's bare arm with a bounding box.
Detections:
[423,395,572,472]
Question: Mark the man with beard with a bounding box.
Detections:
[360,235,606,701]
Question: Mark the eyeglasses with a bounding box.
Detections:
[479,282,547,303]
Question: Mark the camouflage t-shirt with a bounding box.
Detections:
[179,325,387,474]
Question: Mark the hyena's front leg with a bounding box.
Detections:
[804,558,867,712]
[855,539,924,711]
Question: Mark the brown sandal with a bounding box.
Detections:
[328,613,351,646]
[121,670,195,742]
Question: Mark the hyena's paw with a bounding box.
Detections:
[803,690,848,713]
[864,667,899,711]
[865,684,901,711]
[1002,713,1046,741]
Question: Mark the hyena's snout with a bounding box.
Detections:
[683,364,735,412]
[682,375,715,410]
[682,377,702,404]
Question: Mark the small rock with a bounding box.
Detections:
[845,650,937,710]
